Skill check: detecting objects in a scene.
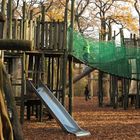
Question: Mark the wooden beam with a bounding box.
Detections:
[0,39,32,51]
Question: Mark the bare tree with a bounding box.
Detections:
[75,0,91,34]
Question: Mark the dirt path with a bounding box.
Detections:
[23,97,140,140]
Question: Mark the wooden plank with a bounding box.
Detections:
[62,22,67,49]
[56,57,60,99]
[29,20,33,41]
[32,21,36,50]
[36,18,41,49]
[22,2,26,40]
[58,22,63,50]
[12,19,18,39]
[7,0,12,39]
[19,19,23,39]
[41,6,45,49]
[54,22,58,50]
[45,22,49,49]
[47,57,51,88]
[49,23,53,49]
[51,57,54,91]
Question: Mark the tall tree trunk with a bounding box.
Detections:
[108,23,112,41]
[100,17,106,41]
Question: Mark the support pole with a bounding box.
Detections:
[7,0,12,39]
[98,71,103,107]
[136,59,140,108]
[56,57,60,99]
[112,76,118,109]
[20,52,26,124]
[68,57,73,115]
[22,2,26,40]
[123,79,128,110]
[47,57,51,89]
[62,50,67,107]
[68,0,75,115]
[41,6,45,48]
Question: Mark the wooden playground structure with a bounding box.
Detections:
[0,1,74,139]
[0,1,140,140]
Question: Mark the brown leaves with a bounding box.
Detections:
[23,97,140,140]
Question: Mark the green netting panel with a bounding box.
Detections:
[68,29,140,80]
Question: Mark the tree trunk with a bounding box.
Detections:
[1,62,24,140]
[100,17,106,41]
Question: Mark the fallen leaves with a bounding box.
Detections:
[23,97,140,140]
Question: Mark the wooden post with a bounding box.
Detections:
[136,59,140,108]
[62,50,67,106]
[68,57,73,115]
[130,33,133,40]
[64,0,69,24]
[19,19,23,39]
[133,34,137,46]
[112,76,118,109]
[41,53,45,82]
[39,53,45,121]
[29,10,33,48]
[61,3,68,106]
[123,79,128,110]
[34,56,40,86]
[36,17,41,49]
[45,22,48,49]
[58,22,61,50]
[51,57,54,91]
[41,6,45,48]
[7,0,12,39]
[1,1,6,39]
[0,13,5,61]
[47,57,51,89]
[22,2,27,40]
[13,19,18,39]
[49,23,53,49]
[109,75,113,106]
[98,71,103,107]
[88,73,93,97]
[68,0,75,115]
[135,80,139,108]
[59,57,63,102]
[20,52,26,124]
[56,57,60,99]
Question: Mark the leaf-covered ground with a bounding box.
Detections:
[23,97,140,140]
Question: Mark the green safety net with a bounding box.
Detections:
[68,29,140,80]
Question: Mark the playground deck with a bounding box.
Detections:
[23,96,140,140]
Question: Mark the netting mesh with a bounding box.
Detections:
[69,29,140,80]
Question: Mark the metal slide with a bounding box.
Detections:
[27,80,91,137]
